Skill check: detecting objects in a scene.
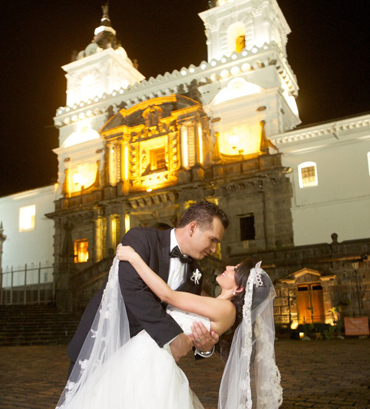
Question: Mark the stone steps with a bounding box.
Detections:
[0,305,81,346]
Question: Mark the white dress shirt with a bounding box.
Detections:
[167,229,187,290]
[165,229,214,358]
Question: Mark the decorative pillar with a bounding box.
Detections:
[56,220,75,311]
[105,143,111,185]
[106,214,113,258]
[180,124,188,169]
[191,120,204,181]
[193,121,200,165]
[119,211,126,239]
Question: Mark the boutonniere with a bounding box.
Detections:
[190,269,202,285]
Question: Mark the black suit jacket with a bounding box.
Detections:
[67,227,202,364]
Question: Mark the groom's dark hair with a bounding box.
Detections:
[177,201,229,230]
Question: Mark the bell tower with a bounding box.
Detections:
[200,0,290,62]
[53,4,145,199]
[199,0,300,139]
[62,4,144,108]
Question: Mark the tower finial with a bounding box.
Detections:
[93,2,117,49]
[102,3,109,21]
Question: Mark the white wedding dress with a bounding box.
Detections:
[61,306,209,409]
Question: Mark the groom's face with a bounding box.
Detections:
[185,217,225,260]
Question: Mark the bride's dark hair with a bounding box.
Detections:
[232,259,253,317]
[217,259,271,363]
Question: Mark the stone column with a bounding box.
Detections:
[193,120,200,165]
[120,210,126,239]
[191,120,204,181]
[105,214,112,258]
[179,124,188,169]
[56,220,75,312]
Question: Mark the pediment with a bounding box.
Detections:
[292,268,321,279]
[100,94,200,133]
[279,268,336,284]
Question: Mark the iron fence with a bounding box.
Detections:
[0,263,55,305]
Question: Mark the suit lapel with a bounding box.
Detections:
[159,230,171,282]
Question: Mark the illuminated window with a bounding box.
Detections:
[298,162,318,188]
[74,239,89,263]
[240,215,255,241]
[150,147,166,171]
[19,205,36,232]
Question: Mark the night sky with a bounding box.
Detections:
[1,0,370,197]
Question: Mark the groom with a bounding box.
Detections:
[67,201,229,372]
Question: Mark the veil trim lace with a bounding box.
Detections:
[218,262,283,409]
[56,257,130,408]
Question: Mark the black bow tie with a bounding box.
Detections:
[170,246,192,264]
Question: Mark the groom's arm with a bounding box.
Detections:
[119,228,186,348]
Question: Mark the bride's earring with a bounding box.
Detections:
[233,289,236,296]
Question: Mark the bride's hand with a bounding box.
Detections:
[116,244,137,263]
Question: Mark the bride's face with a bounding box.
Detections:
[216,265,237,290]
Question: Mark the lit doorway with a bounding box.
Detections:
[297,283,325,324]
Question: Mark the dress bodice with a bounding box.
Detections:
[166,305,211,335]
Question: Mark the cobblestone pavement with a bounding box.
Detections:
[0,338,369,409]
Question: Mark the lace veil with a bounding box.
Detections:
[218,262,283,409]
[56,257,130,408]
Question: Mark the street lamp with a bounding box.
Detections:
[351,261,362,317]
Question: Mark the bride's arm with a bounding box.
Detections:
[118,246,235,335]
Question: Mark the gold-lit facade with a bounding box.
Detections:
[0,0,366,332]
[48,1,369,328]
[49,89,294,311]
[44,0,301,312]
[101,95,211,194]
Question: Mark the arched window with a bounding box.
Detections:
[226,21,253,54]
[298,161,318,188]
[227,22,246,54]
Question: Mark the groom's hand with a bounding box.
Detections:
[191,321,219,352]
[170,333,193,362]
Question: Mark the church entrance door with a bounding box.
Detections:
[297,283,325,324]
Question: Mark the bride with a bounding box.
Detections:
[56,246,282,409]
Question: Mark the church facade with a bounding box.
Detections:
[1,0,369,332]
